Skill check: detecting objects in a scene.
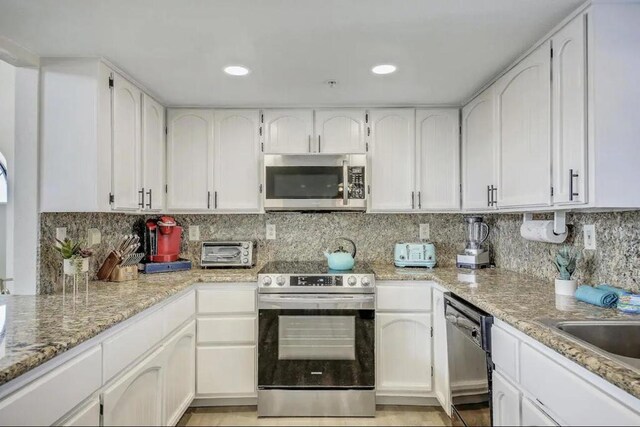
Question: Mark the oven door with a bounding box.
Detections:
[258,294,375,389]
[263,155,366,211]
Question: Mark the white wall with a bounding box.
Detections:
[0,60,16,284]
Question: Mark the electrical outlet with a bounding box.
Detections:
[420,223,430,241]
[583,224,596,250]
[266,224,276,240]
[87,228,101,246]
[55,227,67,242]
[189,225,200,242]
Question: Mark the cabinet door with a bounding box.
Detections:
[141,94,165,212]
[552,16,587,205]
[369,109,416,212]
[416,109,460,210]
[164,321,196,427]
[196,346,256,397]
[432,289,450,415]
[462,86,497,210]
[492,370,521,427]
[58,397,100,427]
[376,313,432,395]
[521,397,558,426]
[262,109,314,154]
[102,347,164,426]
[214,110,261,212]
[496,41,552,208]
[314,109,366,154]
[111,73,141,211]
[166,109,214,211]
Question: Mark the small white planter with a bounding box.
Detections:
[63,258,89,275]
[555,278,577,296]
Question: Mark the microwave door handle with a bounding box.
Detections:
[343,160,349,206]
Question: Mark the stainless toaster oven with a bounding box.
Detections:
[201,241,256,268]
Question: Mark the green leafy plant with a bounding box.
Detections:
[552,246,581,280]
[54,238,93,259]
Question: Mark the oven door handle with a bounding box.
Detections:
[259,294,374,309]
[259,295,373,303]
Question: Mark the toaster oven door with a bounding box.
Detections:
[201,244,243,266]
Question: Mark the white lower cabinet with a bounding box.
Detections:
[164,321,196,426]
[521,397,557,426]
[58,397,101,427]
[196,346,256,396]
[492,370,521,426]
[102,346,164,426]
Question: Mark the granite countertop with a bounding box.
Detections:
[370,263,640,401]
[1,263,639,403]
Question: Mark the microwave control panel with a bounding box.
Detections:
[348,167,365,199]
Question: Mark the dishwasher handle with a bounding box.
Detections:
[445,299,492,351]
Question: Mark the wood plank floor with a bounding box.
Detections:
[178,405,453,426]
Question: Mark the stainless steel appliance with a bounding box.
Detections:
[200,241,256,268]
[456,216,491,269]
[263,154,366,211]
[394,242,437,268]
[257,261,375,417]
[445,293,493,427]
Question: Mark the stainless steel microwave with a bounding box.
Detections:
[263,154,367,211]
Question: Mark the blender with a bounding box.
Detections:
[456,216,491,269]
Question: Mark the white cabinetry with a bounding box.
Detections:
[314,109,366,154]
[416,109,460,211]
[102,347,164,426]
[141,93,166,211]
[368,109,416,212]
[462,86,497,210]
[214,110,261,212]
[495,41,551,208]
[376,281,433,399]
[58,397,101,427]
[262,109,314,154]
[166,109,214,211]
[432,288,450,415]
[521,397,557,426]
[163,321,196,426]
[493,370,521,426]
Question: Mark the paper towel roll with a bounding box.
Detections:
[520,220,567,243]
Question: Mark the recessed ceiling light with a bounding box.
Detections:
[224,65,250,76]
[371,64,397,75]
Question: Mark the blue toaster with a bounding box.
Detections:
[394,243,437,268]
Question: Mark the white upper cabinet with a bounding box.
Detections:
[314,109,366,154]
[166,109,214,211]
[462,86,497,210]
[262,109,314,154]
[369,109,416,212]
[214,110,261,212]
[111,73,142,211]
[141,94,165,212]
[416,109,460,211]
[552,15,587,206]
[495,41,552,208]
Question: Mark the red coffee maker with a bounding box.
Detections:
[145,216,182,262]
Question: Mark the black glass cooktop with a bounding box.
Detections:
[259,261,373,275]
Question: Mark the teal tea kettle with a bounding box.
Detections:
[324,238,357,271]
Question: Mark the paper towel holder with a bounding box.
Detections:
[522,211,567,235]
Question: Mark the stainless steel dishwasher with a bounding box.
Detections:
[445,292,494,427]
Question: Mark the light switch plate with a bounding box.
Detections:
[87,228,101,246]
[266,224,276,240]
[189,225,200,242]
[420,223,430,241]
[55,227,67,242]
[583,224,596,250]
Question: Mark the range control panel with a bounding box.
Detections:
[258,273,374,293]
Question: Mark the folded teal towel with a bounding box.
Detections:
[575,285,618,308]
[595,284,631,297]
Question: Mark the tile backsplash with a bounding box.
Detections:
[39,210,640,294]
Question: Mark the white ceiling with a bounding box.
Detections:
[0,0,584,107]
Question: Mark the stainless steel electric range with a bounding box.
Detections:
[257,261,376,417]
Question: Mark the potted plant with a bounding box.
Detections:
[552,246,581,296]
[54,238,93,276]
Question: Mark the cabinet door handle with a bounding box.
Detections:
[411,191,415,209]
[146,189,152,209]
[214,191,218,209]
[207,191,211,209]
[569,169,579,201]
[492,186,498,206]
[308,135,312,153]
[487,185,491,207]
[318,135,321,152]
[418,191,422,209]
[138,188,144,208]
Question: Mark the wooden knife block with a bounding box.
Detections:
[109,265,138,282]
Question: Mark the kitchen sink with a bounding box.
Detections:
[537,319,640,371]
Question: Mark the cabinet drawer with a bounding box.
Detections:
[57,396,101,427]
[197,317,256,344]
[376,282,432,311]
[521,396,557,426]
[103,308,164,381]
[163,291,196,335]
[0,346,102,426]
[196,346,256,396]
[198,288,256,314]
[520,343,640,426]
[491,325,519,382]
